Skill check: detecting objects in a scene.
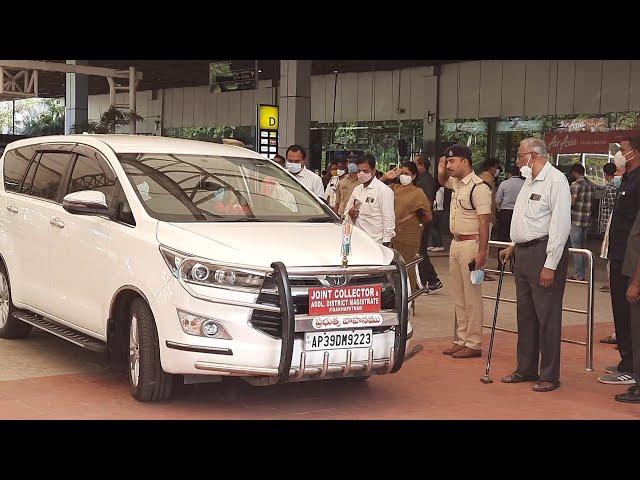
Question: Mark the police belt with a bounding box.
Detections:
[515,235,549,248]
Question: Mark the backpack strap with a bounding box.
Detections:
[469,181,492,210]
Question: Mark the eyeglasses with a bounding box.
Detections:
[517,152,536,159]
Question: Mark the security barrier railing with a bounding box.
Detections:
[454,240,595,372]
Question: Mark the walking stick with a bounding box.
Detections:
[480,258,506,384]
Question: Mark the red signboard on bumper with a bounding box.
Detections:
[308,284,382,316]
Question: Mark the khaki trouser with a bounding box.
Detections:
[449,239,484,350]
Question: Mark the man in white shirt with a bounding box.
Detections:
[500,137,571,393]
[285,144,326,199]
[325,160,346,211]
[345,154,395,246]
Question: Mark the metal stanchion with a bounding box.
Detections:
[453,241,596,372]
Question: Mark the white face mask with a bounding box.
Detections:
[614,150,630,169]
[399,174,413,185]
[357,171,372,184]
[287,162,303,174]
[520,155,533,179]
[336,169,346,177]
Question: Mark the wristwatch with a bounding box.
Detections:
[382,242,392,248]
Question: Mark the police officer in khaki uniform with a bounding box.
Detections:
[437,145,492,358]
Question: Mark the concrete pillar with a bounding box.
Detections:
[278,60,311,165]
[64,60,89,134]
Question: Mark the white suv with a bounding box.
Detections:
[0,135,422,401]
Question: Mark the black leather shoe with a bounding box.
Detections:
[501,372,540,383]
[532,381,560,392]
[615,385,640,403]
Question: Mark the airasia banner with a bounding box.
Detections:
[308,284,382,316]
[545,130,640,154]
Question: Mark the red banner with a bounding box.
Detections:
[544,130,640,154]
[308,284,382,316]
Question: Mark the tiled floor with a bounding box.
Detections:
[0,255,636,419]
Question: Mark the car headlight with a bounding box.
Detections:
[160,246,187,278]
[177,309,232,339]
[160,246,265,293]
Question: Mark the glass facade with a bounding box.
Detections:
[439,112,640,182]
[310,120,424,172]
[162,126,255,150]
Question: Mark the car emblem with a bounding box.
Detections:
[318,275,349,287]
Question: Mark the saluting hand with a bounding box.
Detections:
[540,267,555,288]
[438,156,447,176]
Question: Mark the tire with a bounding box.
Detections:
[128,298,173,402]
[0,264,32,339]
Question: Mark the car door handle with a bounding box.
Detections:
[50,218,65,229]
[6,205,18,214]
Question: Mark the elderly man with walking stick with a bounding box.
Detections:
[499,138,571,392]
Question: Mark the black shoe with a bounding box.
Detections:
[532,380,561,392]
[501,372,540,383]
[427,280,443,294]
[615,385,640,403]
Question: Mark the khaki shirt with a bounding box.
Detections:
[445,172,492,235]
[336,175,360,215]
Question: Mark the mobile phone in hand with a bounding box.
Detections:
[468,259,476,271]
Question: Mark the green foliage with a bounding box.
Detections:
[20,99,65,136]
[71,105,143,134]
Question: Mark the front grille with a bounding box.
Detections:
[249,275,397,339]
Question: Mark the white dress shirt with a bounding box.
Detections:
[510,162,571,270]
[434,187,445,211]
[345,176,396,243]
[295,167,326,199]
[496,176,525,210]
[325,175,340,208]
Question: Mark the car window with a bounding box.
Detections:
[68,154,118,208]
[3,146,35,193]
[119,153,335,223]
[23,151,71,201]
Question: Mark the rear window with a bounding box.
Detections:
[3,146,35,192]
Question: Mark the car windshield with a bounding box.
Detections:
[118,153,337,223]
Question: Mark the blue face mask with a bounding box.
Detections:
[348,162,358,174]
[470,269,485,285]
[614,175,622,189]
[287,162,303,174]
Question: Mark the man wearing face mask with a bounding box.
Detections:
[285,144,326,199]
[499,138,571,392]
[345,153,395,246]
[598,162,621,296]
[437,145,492,359]
[335,154,363,217]
[325,161,345,212]
[598,137,640,386]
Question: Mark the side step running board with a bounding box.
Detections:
[14,311,106,353]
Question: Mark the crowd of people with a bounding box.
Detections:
[272,136,640,403]
[277,145,445,295]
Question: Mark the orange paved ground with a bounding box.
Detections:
[0,322,637,420]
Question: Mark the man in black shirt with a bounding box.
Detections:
[599,136,640,386]
[414,155,443,293]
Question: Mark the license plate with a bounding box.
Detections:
[308,284,382,316]
[304,329,373,351]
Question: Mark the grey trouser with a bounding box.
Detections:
[514,240,569,383]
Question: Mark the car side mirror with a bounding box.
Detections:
[63,190,111,216]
